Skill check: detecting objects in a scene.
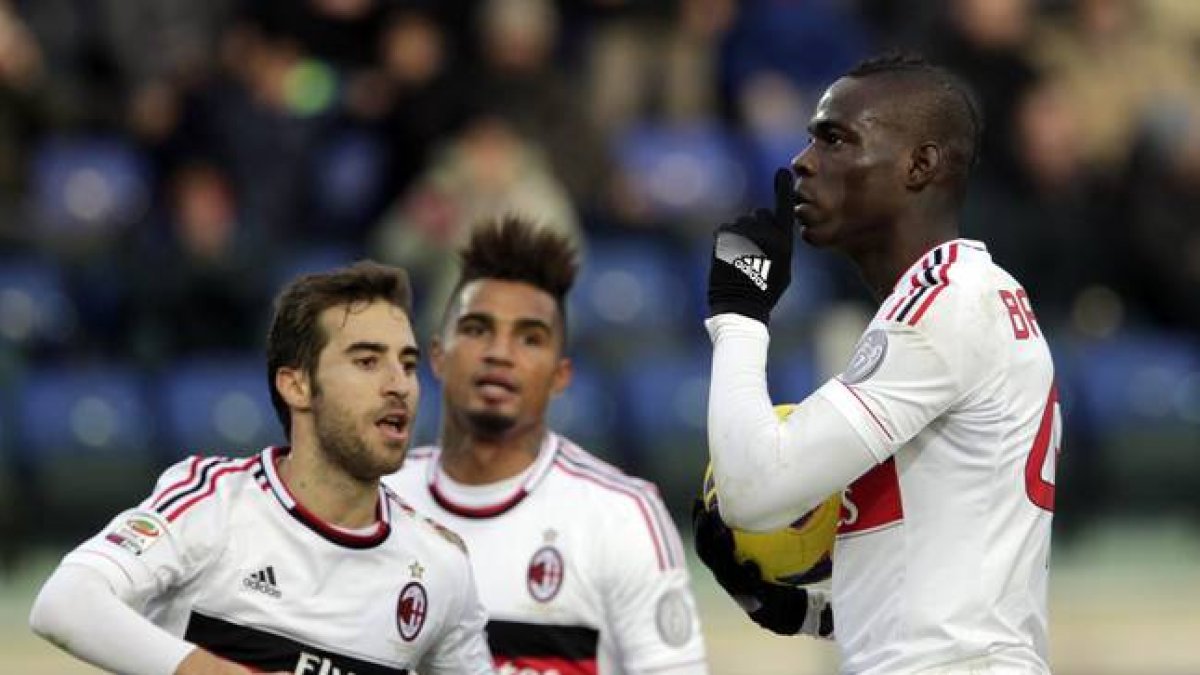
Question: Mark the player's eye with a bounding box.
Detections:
[521,330,549,347]
[459,321,486,337]
[355,355,379,369]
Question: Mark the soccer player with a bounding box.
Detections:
[29,262,494,675]
[697,54,1060,674]
[384,217,709,674]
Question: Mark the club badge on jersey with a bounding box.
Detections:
[527,530,565,602]
[397,580,428,641]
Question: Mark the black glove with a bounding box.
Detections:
[707,168,797,324]
[692,499,834,638]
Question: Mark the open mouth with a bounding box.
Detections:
[376,412,410,441]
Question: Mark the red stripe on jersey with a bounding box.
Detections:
[907,242,958,325]
[165,456,259,522]
[552,459,671,571]
[430,482,530,519]
[884,269,925,320]
[836,380,894,442]
[151,456,207,509]
[557,443,685,569]
[496,657,596,675]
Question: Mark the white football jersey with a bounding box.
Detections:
[817,239,1058,674]
[383,433,709,675]
[62,447,494,675]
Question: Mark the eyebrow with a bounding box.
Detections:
[346,341,421,360]
[808,119,852,137]
[459,312,554,334]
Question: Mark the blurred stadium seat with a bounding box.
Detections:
[1072,332,1200,433]
[768,344,819,403]
[29,135,150,241]
[615,347,711,515]
[310,129,388,232]
[743,130,809,204]
[0,258,77,351]
[14,364,158,538]
[547,359,619,455]
[268,242,362,291]
[1070,332,1200,513]
[570,236,693,358]
[157,355,283,460]
[410,363,442,449]
[613,123,748,220]
[0,403,16,570]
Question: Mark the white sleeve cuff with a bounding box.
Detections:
[704,312,770,345]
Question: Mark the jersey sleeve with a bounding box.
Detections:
[61,456,232,608]
[597,486,709,674]
[417,555,495,675]
[819,277,1003,463]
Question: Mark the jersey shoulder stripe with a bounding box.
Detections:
[883,242,959,326]
[152,455,260,522]
[382,486,469,556]
[553,443,683,570]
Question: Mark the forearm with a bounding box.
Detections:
[706,314,876,531]
[29,563,198,675]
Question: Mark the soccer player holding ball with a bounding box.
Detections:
[697,54,1060,674]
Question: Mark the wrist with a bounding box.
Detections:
[707,299,770,325]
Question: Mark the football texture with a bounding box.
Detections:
[702,403,840,587]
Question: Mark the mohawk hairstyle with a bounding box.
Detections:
[848,52,983,191]
[447,215,579,337]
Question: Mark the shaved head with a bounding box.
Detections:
[846,54,982,198]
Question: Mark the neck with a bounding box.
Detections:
[276,439,380,529]
[438,418,545,485]
[849,215,958,302]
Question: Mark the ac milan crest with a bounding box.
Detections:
[396,581,428,641]
[526,546,564,602]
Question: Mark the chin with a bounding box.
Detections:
[465,410,517,438]
[799,223,832,248]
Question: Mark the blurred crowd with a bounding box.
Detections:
[1,0,1200,557]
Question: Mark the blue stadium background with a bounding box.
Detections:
[1,1,1200,671]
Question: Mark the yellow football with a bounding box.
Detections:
[702,403,840,587]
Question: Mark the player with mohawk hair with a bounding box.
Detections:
[386,216,710,674]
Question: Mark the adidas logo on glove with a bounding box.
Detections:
[733,255,772,291]
[715,231,775,292]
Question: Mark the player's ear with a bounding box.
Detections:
[429,336,446,382]
[907,142,941,190]
[550,357,572,398]
[275,366,313,411]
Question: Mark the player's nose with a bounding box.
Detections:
[791,142,816,178]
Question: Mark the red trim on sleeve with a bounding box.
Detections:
[836,379,895,443]
[552,459,670,571]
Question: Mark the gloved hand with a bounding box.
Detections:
[707,168,797,324]
[692,499,834,638]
